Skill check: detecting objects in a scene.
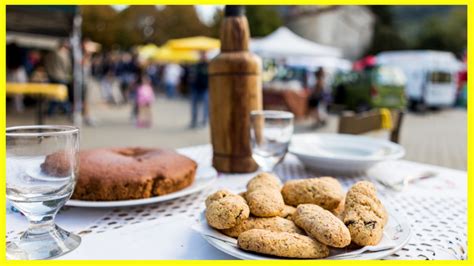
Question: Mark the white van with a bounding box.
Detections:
[376,50,462,109]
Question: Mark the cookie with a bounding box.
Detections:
[238,229,329,259]
[245,189,285,217]
[331,197,345,220]
[205,189,246,207]
[221,216,304,238]
[246,172,281,192]
[343,181,387,246]
[279,205,296,220]
[294,204,351,248]
[206,196,250,230]
[281,177,344,210]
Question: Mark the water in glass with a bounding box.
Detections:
[6,126,80,260]
[250,111,294,172]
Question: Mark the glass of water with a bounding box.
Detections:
[250,110,294,172]
[6,125,80,260]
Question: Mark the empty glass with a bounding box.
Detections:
[250,110,294,172]
[6,125,81,260]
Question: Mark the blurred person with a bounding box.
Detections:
[6,42,27,112]
[29,53,48,83]
[81,38,97,126]
[30,65,49,83]
[100,53,122,104]
[163,63,183,98]
[117,52,139,102]
[44,40,73,115]
[190,52,209,128]
[91,54,104,79]
[25,50,42,76]
[180,65,191,95]
[307,67,327,128]
[135,72,155,128]
[146,61,160,90]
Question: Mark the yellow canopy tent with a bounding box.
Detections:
[152,46,199,63]
[137,43,160,61]
[166,36,220,51]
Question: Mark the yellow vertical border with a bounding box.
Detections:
[2,1,471,265]
[0,2,5,263]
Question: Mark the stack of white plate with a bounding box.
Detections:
[289,134,405,174]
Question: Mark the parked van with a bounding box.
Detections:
[376,50,462,110]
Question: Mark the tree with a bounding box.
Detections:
[366,6,407,55]
[246,6,283,37]
[81,5,213,50]
[157,5,211,44]
[115,5,162,48]
[209,9,223,38]
[80,6,118,49]
[416,7,466,55]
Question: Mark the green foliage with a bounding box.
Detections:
[81,6,119,50]
[367,6,407,55]
[367,5,466,56]
[246,6,283,37]
[415,7,467,55]
[81,5,211,50]
[209,9,223,38]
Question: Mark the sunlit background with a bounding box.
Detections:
[6,5,467,170]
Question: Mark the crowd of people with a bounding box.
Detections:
[6,40,210,129]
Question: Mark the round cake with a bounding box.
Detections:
[42,147,197,201]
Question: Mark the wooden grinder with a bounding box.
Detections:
[209,5,262,173]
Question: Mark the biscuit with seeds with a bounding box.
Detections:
[221,216,303,238]
[294,204,351,248]
[279,205,296,220]
[246,189,285,217]
[246,172,281,192]
[238,229,329,258]
[206,196,250,230]
[343,181,387,246]
[205,189,234,207]
[281,177,343,210]
[331,196,345,220]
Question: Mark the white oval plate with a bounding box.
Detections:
[66,166,217,208]
[199,208,411,260]
[289,133,405,173]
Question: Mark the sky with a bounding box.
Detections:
[112,5,223,26]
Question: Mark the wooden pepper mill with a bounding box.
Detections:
[209,5,262,173]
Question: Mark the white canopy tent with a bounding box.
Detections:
[286,56,352,71]
[250,27,342,58]
[250,27,351,73]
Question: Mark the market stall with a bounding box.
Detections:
[6,5,83,125]
[250,27,349,119]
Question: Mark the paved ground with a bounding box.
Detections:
[6,87,467,171]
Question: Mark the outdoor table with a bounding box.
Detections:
[6,144,467,260]
[6,82,68,125]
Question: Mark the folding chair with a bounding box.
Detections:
[338,109,405,143]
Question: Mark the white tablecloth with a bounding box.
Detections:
[6,145,467,260]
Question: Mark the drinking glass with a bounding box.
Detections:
[6,125,81,260]
[250,110,294,172]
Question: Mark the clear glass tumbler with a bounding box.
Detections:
[6,125,81,260]
[250,110,294,172]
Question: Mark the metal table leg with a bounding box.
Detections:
[37,95,44,125]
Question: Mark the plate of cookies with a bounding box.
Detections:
[195,173,411,260]
[289,134,405,173]
[55,147,217,207]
